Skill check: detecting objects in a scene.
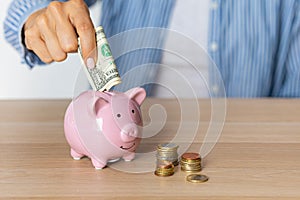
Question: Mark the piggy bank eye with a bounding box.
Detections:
[132,109,135,114]
[117,114,121,118]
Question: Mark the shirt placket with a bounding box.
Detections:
[208,0,224,97]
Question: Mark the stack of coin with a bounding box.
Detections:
[180,152,202,172]
[154,162,175,177]
[156,143,179,166]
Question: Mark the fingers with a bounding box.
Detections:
[33,11,67,62]
[23,0,96,65]
[68,3,97,68]
[25,14,67,62]
[25,31,52,63]
[39,23,67,62]
[48,1,78,53]
[73,17,97,68]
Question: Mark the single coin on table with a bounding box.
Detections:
[186,174,209,183]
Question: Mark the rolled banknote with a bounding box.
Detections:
[78,26,121,91]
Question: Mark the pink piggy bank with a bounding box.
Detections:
[64,87,146,169]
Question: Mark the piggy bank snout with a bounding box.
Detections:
[120,124,140,142]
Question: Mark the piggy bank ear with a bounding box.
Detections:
[94,92,111,116]
[125,87,146,105]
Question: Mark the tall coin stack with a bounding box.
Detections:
[156,143,179,166]
[180,152,202,172]
[154,143,179,177]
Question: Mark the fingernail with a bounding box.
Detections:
[86,57,95,69]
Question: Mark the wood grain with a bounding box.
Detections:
[0,99,300,199]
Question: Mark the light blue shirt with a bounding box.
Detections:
[4,0,300,97]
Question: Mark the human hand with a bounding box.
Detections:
[23,0,96,68]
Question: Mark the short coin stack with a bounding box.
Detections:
[180,152,202,172]
[156,143,179,166]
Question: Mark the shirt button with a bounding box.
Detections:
[211,1,219,10]
[212,85,219,94]
[210,42,219,52]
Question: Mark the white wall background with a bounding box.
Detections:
[0,0,101,99]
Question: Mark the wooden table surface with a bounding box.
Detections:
[0,99,300,199]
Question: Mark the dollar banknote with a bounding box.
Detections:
[78,26,121,91]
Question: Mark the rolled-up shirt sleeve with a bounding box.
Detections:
[3,0,97,68]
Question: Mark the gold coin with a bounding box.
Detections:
[180,161,201,166]
[155,168,174,173]
[180,157,201,163]
[154,170,174,177]
[181,152,201,161]
[186,174,209,183]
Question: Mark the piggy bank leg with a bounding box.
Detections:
[91,158,106,170]
[70,148,84,160]
[123,153,135,162]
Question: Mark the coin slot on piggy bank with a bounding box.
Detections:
[64,87,146,170]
